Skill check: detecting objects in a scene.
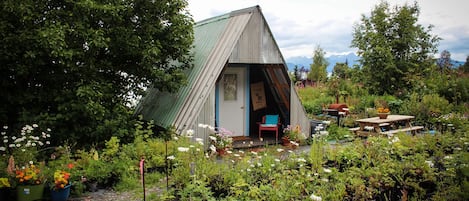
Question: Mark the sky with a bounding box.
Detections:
[187,0,469,61]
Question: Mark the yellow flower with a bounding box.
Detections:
[377,107,390,113]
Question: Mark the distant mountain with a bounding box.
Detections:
[286,53,464,72]
[286,53,360,72]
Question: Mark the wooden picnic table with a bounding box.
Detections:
[353,115,424,137]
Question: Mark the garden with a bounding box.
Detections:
[1,0,469,200]
[1,87,468,200]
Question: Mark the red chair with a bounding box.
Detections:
[257,115,280,142]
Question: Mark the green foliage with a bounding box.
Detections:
[351,1,439,95]
[0,0,194,148]
[309,45,328,83]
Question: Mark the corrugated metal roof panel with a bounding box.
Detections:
[173,10,252,132]
[229,7,283,64]
[134,13,231,127]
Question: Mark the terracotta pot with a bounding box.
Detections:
[378,113,389,119]
[216,148,227,156]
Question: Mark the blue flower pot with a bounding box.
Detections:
[50,184,71,201]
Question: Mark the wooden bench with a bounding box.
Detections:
[349,127,360,132]
[381,126,424,136]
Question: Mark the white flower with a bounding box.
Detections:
[310,194,322,201]
[21,149,26,152]
[3,139,7,143]
[3,125,7,129]
[167,155,175,160]
[38,141,43,146]
[444,155,453,160]
[46,128,51,132]
[186,129,194,136]
[189,145,195,148]
[246,168,251,172]
[46,134,50,138]
[238,150,244,154]
[1,132,5,135]
[173,136,179,140]
[12,136,16,140]
[277,148,284,152]
[425,160,434,168]
[323,168,332,173]
[208,136,217,141]
[226,150,232,154]
[274,159,280,162]
[16,144,21,147]
[297,158,306,163]
[29,161,34,165]
[209,144,216,153]
[177,147,189,152]
[195,138,204,145]
[46,141,50,144]
[9,144,15,148]
[234,154,240,157]
[32,124,38,128]
[250,151,258,155]
[0,147,5,151]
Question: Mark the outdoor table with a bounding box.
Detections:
[354,115,424,136]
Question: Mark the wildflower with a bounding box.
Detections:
[209,144,216,153]
[167,155,175,160]
[177,147,190,152]
[323,168,332,173]
[195,138,204,145]
[297,158,306,163]
[186,129,194,136]
[0,147,5,151]
[425,160,434,168]
[226,150,232,154]
[310,193,322,201]
[274,159,280,162]
[234,153,240,157]
[3,126,7,129]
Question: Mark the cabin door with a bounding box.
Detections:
[217,67,247,137]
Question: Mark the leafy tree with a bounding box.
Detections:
[461,55,469,73]
[0,0,194,147]
[332,62,349,79]
[351,1,439,95]
[309,45,328,84]
[437,50,453,72]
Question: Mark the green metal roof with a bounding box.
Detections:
[134,7,254,130]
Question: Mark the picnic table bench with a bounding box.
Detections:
[353,115,424,137]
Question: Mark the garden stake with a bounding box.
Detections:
[140,157,146,201]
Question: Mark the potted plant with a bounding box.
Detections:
[50,169,71,201]
[377,107,390,119]
[15,162,46,201]
[282,125,300,147]
[208,127,233,156]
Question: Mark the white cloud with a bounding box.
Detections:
[188,0,469,61]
